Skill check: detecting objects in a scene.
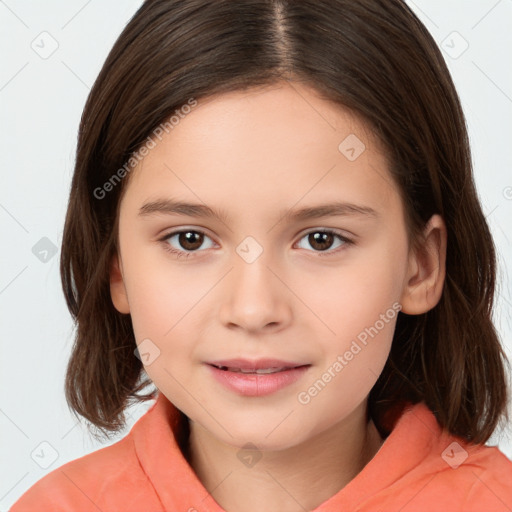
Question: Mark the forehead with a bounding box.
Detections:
[121,82,400,220]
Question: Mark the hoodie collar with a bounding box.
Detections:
[132,392,440,511]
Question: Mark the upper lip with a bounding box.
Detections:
[206,358,309,370]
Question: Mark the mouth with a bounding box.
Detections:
[205,359,311,396]
[207,358,310,374]
[209,364,307,374]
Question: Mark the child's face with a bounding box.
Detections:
[111,81,414,450]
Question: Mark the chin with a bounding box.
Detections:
[206,415,312,452]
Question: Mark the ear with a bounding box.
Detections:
[110,253,130,314]
[400,214,447,315]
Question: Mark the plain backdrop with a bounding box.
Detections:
[1,1,511,509]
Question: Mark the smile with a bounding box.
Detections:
[206,359,311,396]
[211,365,299,374]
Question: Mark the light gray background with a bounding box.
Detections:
[1,1,511,509]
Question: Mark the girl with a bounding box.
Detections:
[11,0,512,511]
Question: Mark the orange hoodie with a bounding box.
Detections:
[10,391,512,511]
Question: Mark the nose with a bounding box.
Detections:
[218,249,293,334]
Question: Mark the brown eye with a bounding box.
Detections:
[296,230,351,255]
[308,232,334,251]
[178,231,204,251]
[161,229,215,256]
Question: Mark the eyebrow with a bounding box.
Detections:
[138,198,378,222]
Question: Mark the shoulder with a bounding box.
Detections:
[408,428,512,511]
[9,433,158,511]
[390,443,512,512]
[366,403,512,512]
[450,443,512,510]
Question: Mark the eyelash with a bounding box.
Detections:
[158,228,354,259]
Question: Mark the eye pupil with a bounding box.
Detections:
[168,230,343,256]
[309,232,334,251]
[180,231,203,250]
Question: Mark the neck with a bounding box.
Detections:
[186,402,383,512]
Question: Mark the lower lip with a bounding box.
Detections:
[206,364,310,396]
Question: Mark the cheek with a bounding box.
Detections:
[123,258,205,397]
[121,241,210,340]
[298,310,397,429]
[298,246,406,344]
[296,241,405,404]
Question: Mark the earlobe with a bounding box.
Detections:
[109,253,131,314]
[400,214,447,315]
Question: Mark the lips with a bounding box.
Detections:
[207,358,309,374]
[206,359,311,396]
[213,366,291,374]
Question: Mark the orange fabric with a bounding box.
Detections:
[11,392,512,511]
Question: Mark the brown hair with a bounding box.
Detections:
[60,0,509,443]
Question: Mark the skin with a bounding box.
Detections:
[110,81,447,512]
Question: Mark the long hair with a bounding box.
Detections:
[60,0,509,442]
